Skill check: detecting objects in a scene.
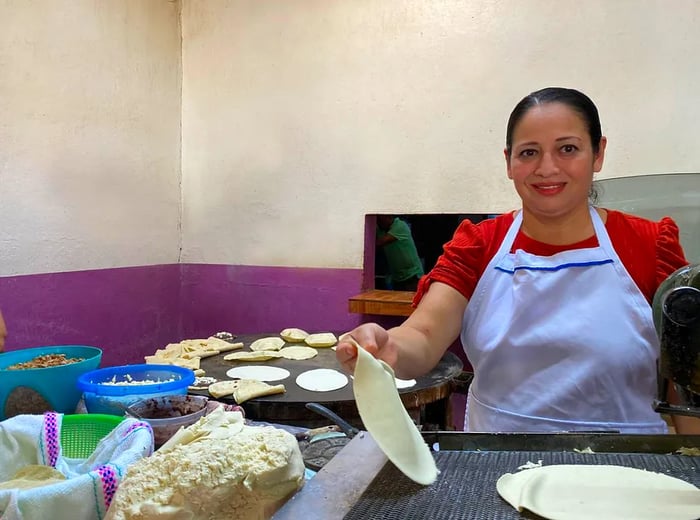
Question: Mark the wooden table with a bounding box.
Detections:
[348,290,415,316]
[190,333,463,429]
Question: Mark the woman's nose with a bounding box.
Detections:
[534,152,559,176]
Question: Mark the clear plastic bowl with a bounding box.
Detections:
[77,364,195,416]
[126,394,209,447]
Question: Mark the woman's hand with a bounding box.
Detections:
[337,283,467,379]
[336,323,398,374]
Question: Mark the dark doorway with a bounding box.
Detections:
[374,213,496,290]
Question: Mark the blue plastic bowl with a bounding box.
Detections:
[77,364,195,416]
[0,345,103,420]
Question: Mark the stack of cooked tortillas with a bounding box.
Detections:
[0,466,66,491]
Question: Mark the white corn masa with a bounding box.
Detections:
[105,418,305,519]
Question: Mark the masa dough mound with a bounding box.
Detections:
[106,425,305,520]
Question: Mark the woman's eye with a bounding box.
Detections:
[561,144,578,154]
[519,149,537,158]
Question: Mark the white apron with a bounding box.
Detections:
[461,206,667,433]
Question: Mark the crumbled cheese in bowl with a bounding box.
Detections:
[101,374,177,386]
[77,364,195,415]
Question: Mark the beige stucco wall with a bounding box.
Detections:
[2,1,699,275]
[0,0,182,276]
[181,0,700,269]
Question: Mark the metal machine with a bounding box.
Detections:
[653,263,700,418]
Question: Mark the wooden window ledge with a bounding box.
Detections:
[348,290,415,317]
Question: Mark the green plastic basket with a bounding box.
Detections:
[60,414,125,458]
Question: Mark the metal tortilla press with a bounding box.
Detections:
[298,402,360,471]
[653,263,700,418]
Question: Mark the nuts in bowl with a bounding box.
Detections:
[0,345,102,420]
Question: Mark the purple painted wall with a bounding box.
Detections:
[178,264,364,339]
[0,264,364,367]
[0,265,183,367]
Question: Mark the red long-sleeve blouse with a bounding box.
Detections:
[415,209,688,306]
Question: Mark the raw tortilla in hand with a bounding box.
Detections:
[349,337,438,486]
[497,464,700,520]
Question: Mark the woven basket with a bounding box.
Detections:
[60,414,124,458]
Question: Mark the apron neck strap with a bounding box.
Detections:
[499,206,614,257]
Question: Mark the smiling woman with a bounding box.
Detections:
[505,87,607,243]
[340,87,696,436]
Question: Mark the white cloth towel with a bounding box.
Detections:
[0,412,153,520]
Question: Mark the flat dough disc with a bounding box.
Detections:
[295,368,348,392]
[226,365,291,382]
[497,464,700,520]
[351,339,438,485]
[278,346,318,360]
[249,337,285,351]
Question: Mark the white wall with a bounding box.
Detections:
[181,0,700,270]
[0,0,182,276]
[3,1,699,276]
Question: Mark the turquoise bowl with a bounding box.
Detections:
[0,345,103,420]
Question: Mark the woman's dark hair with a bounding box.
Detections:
[505,87,603,157]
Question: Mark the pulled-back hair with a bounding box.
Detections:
[505,87,603,157]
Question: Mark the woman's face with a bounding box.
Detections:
[505,102,606,220]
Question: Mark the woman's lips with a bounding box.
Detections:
[531,183,565,196]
